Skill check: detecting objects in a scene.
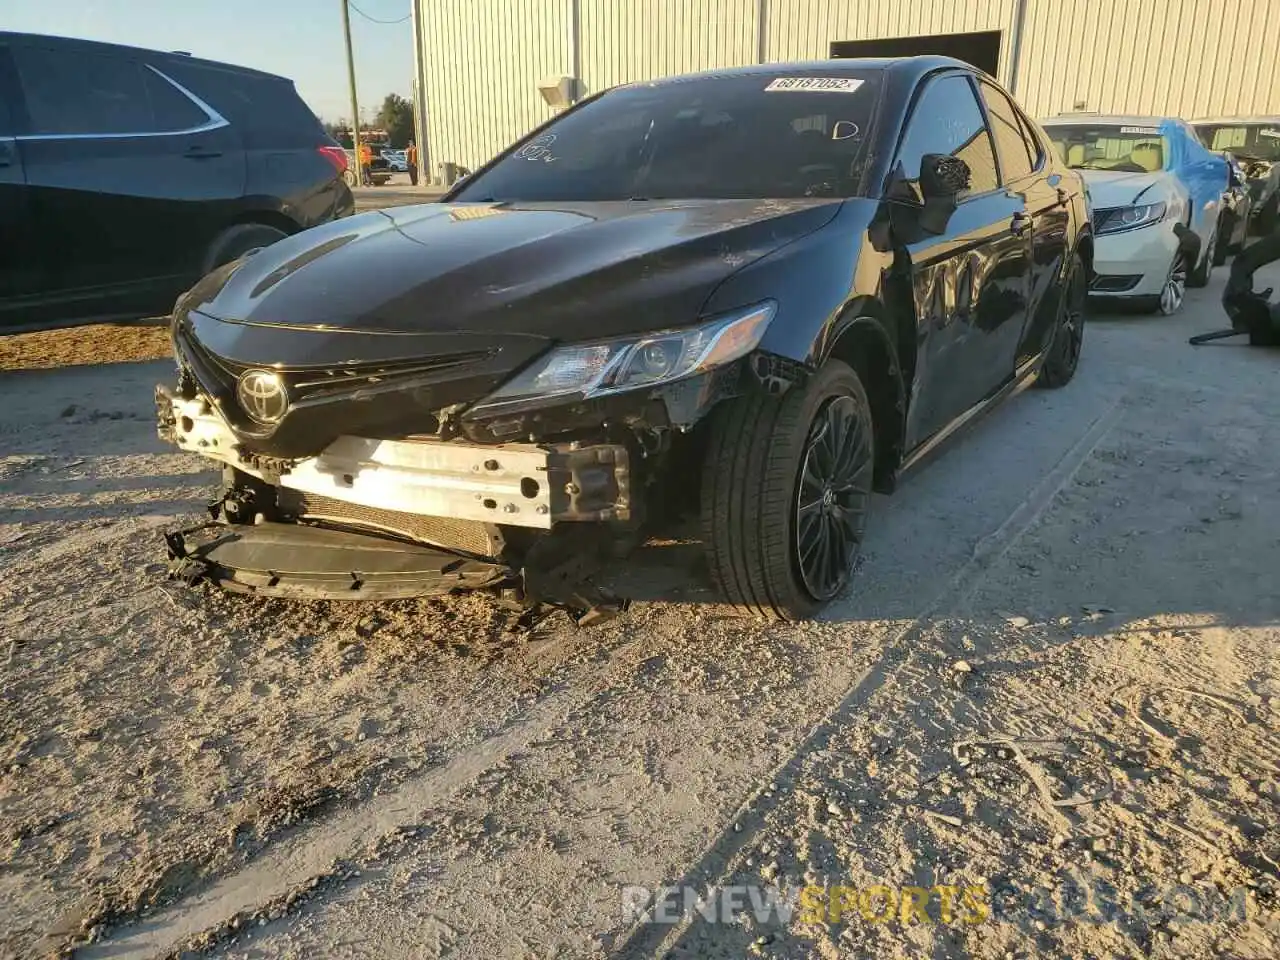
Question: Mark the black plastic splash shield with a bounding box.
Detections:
[164,521,512,600]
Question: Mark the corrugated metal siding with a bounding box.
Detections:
[418,0,1280,176]
[421,0,569,172]
[1015,0,1280,119]
[580,0,758,91]
[765,0,1016,82]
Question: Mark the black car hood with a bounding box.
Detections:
[184,198,843,349]
[175,198,841,457]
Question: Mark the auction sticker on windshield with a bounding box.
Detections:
[1120,126,1161,135]
[765,77,864,93]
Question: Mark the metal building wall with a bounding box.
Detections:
[1013,0,1280,119]
[420,0,569,175]
[579,0,758,91]
[419,0,1280,175]
[764,0,1017,84]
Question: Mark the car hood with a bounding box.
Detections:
[1076,170,1168,209]
[183,198,844,351]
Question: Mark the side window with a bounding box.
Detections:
[144,68,209,131]
[13,46,153,135]
[979,81,1035,182]
[1014,110,1044,170]
[895,74,999,197]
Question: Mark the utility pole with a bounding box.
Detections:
[409,0,430,186]
[340,0,363,189]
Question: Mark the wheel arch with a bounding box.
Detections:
[821,299,907,495]
[222,207,303,237]
[1074,229,1094,283]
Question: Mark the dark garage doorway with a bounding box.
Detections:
[830,30,1001,76]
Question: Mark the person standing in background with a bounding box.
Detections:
[407,140,419,186]
[358,140,373,186]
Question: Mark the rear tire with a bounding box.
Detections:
[203,223,289,275]
[700,359,875,621]
[1036,253,1086,389]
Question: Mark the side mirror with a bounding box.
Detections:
[920,153,971,200]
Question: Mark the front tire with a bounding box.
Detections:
[1213,215,1232,266]
[701,359,875,621]
[1137,252,1187,315]
[1188,227,1216,287]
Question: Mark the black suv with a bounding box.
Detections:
[0,32,354,329]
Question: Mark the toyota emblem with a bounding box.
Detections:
[236,369,289,424]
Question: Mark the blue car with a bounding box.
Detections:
[1041,114,1230,314]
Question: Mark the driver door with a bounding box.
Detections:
[892,72,1032,450]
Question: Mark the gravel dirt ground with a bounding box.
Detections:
[1,264,1278,960]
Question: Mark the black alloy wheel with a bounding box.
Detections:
[701,357,876,621]
[1036,252,1086,389]
[794,394,874,600]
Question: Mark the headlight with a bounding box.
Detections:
[1096,201,1167,235]
[466,301,777,418]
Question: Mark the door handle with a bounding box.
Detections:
[1010,211,1030,236]
[184,146,223,160]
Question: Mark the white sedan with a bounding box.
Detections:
[1041,115,1228,315]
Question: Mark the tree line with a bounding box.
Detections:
[324,93,416,149]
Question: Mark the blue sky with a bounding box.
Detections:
[4,0,414,123]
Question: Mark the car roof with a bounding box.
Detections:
[1041,113,1173,127]
[629,55,984,87]
[0,30,290,82]
[1191,115,1280,124]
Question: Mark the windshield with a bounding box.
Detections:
[1043,124,1170,173]
[451,72,883,202]
[1193,123,1280,162]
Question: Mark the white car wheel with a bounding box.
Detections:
[1158,254,1187,316]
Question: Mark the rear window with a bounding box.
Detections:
[163,61,323,148]
[452,71,884,202]
[1044,124,1171,173]
[1194,123,1280,162]
[144,69,209,130]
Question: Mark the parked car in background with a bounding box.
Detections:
[1041,114,1228,314]
[383,149,409,172]
[1215,154,1253,265]
[157,56,1091,623]
[1191,116,1280,235]
[0,31,354,330]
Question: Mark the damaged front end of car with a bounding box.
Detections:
[157,299,791,625]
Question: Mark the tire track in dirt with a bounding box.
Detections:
[73,621,660,959]
[612,396,1126,959]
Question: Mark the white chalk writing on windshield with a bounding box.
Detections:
[832,120,860,140]
[516,134,558,163]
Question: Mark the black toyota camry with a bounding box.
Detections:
[158,56,1091,622]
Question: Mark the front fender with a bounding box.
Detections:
[701,200,889,368]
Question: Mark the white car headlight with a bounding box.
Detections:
[467,301,777,417]
[1097,201,1167,235]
